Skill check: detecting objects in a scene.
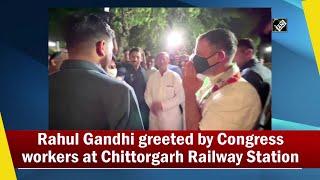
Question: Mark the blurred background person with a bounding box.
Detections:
[110,29,119,55]
[234,38,271,107]
[124,47,149,129]
[48,49,68,75]
[144,49,151,58]
[145,55,157,82]
[116,48,131,81]
[168,54,183,77]
[140,50,147,70]
[145,52,184,130]
[178,54,189,70]
[105,55,118,79]
[121,48,130,63]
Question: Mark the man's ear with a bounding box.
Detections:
[217,50,226,62]
[96,40,106,57]
[245,49,254,57]
[51,60,57,66]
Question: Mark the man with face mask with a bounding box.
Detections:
[49,13,144,130]
[183,28,261,130]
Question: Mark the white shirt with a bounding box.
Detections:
[197,65,261,130]
[145,67,157,82]
[145,69,185,130]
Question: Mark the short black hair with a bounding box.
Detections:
[111,54,117,62]
[63,13,113,49]
[198,28,238,57]
[147,55,155,59]
[238,38,256,51]
[123,48,129,53]
[49,51,62,61]
[129,47,143,55]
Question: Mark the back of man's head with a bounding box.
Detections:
[198,28,238,61]
[63,13,113,50]
[238,38,256,52]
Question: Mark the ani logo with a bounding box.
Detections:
[273,18,288,32]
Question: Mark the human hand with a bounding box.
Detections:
[182,61,203,95]
[151,101,163,116]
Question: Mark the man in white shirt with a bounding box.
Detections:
[145,52,185,130]
[183,28,261,130]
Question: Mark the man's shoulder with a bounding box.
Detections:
[50,69,132,92]
[83,72,136,99]
[232,78,259,94]
[244,63,271,81]
[168,65,182,75]
[99,76,134,93]
[146,68,157,74]
[205,79,261,115]
[216,79,260,102]
[148,69,158,77]
[167,69,181,79]
[168,64,180,70]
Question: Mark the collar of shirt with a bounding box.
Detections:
[208,63,240,86]
[60,59,107,75]
[240,58,258,71]
[156,68,170,77]
[196,63,240,105]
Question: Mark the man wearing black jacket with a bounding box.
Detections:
[124,47,150,130]
[234,38,272,129]
[234,38,271,107]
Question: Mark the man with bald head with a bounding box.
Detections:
[145,52,185,130]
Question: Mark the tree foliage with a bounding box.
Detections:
[49,8,270,56]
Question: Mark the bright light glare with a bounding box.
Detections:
[104,7,110,12]
[265,46,272,53]
[48,41,56,47]
[167,31,183,48]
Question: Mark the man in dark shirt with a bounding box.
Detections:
[234,38,271,107]
[49,13,144,130]
[234,38,272,129]
[124,47,150,129]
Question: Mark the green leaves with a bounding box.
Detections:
[49,8,269,56]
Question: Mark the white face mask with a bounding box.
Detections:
[107,68,118,78]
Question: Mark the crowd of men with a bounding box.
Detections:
[49,13,271,130]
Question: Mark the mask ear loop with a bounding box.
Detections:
[206,51,221,69]
[205,50,219,59]
[207,61,220,69]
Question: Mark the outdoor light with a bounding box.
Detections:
[265,46,272,53]
[167,31,183,48]
[104,7,110,12]
[48,41,56,47]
